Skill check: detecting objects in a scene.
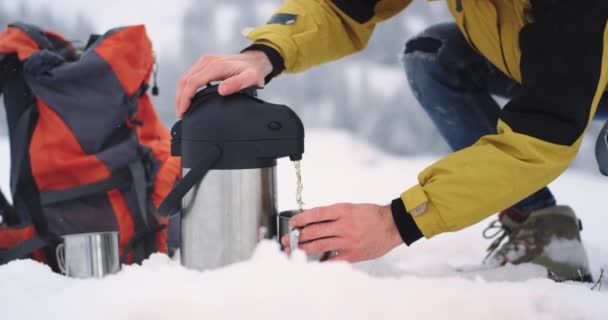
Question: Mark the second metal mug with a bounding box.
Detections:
[56,231,120,279]
[277,210,336,261]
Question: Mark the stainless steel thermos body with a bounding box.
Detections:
[180,168,277,271]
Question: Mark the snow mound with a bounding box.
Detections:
[1,243,606,320]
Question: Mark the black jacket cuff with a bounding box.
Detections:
[391,198,423,246]
[241,44,285,84]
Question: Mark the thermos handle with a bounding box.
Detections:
[158,145,222,218]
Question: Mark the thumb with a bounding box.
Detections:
[218,72,264,96]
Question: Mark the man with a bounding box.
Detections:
[176,0,608,281]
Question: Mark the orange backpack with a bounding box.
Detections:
[0,23,180,270]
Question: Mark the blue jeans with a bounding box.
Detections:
[401,23,608,217]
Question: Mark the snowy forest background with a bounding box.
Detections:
[0,0,603,172]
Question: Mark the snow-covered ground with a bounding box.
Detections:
[1,131,607,319]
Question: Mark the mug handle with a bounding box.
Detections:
[56,243,66,275]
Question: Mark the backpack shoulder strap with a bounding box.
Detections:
[9,105,35,197]
[0,53,6,95]
[8,23,54,51]
[0,52,41,223]
[0,47,37,198]
[39,169,131,205]
[0,189,15,223]
[0,235,48,265]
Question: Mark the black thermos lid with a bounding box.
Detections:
[171,85,305,169]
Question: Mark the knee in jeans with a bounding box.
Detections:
[404,36,443,56]
[403,23,458,56]
[596,121,608,176]
[402,36,442,77]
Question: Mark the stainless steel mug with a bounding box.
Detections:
[277,210,336,261]
[56,231,120,278]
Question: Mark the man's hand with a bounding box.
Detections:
[175,51,273,118]
[281,203,404,263]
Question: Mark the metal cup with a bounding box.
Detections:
[56,231,120,278]
[277,210,336,261]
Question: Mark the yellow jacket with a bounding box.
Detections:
[246,0,608,239]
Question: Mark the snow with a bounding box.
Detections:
[1,130,607,319]
[544,238,590,267]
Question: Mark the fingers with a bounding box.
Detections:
[290,206,341,229]
[176,61,232,117]
[299,237,342,256]
[281,220,343,258]
[279,203,394,264]
[218,70,264,96]
[280,221,340,248]
[175,51,272,118]
[175,55,218,117]
[284,244,352,263]
[297,221,340,243]
[282,237,342,257]
[184,54,218,83]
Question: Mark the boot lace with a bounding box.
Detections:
[482,219,533,265]
[483,220,510,262]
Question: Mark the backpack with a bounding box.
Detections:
[0,22,181,271]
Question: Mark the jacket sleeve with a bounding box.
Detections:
[401,2,608,238]
[245,0,411,74]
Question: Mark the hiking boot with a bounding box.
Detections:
[483,205,593,282]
